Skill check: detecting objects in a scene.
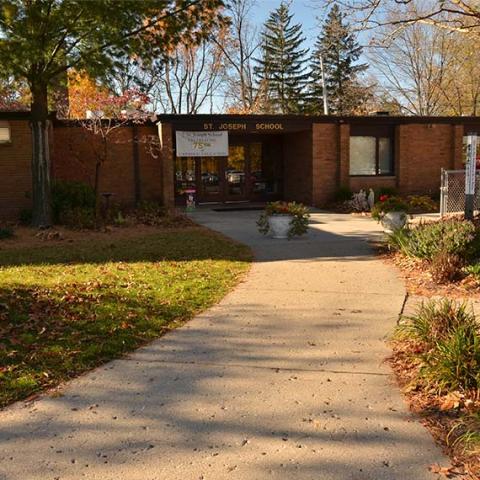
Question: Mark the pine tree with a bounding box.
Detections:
[254,1,309,113]
[309,5,369,114]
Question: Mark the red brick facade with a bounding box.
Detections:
[0,113,479,219]
[0,119,33,219]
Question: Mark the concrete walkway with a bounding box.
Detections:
[0,211,448,480]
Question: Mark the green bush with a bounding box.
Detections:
[19,209,32,225]
[135,201,167,226]
[371,196,409,221]
[398,299,476,350]
[423,324,480,392]
[466,263,480,278]
[0,226,14,240]
[387,219,476,260]
[52,181,95,224]
[375,187,397,198]
[406,195,438,214]
[398,299,480,392]
[58,207,95,229]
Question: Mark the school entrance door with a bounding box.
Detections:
[175,136,283,204]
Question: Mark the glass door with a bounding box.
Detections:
[197,156,222,202]
[225,145,247,201]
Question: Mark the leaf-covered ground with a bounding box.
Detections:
[0,227,251,408]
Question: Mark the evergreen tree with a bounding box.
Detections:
[254,1,309,113]
[309,5,369,114]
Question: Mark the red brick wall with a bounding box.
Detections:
[349,176,396,193]
[397,124,458,196]
[0,120,32,219]
[136,125,163,203]
[339,124,350,189]
[52,124,163,207]
[452,125,464,170]
[283,130,313,204]
[311,123,339,206]
[0,117,474,219]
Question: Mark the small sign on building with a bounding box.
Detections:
[465,133,478,219]
[176,131,228,157]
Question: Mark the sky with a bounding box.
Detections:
[251,0,322,50]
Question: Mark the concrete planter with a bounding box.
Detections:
[268,214,293,239]
[381,211,407,234]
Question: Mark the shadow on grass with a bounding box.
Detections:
[0,228,252,268]
[0,228,251,407]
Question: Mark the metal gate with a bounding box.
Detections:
[440,169,480,216]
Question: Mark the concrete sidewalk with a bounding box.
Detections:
[0,211,448,480]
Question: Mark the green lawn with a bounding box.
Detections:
[0,227,251,408]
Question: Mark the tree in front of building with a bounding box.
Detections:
[0,0,224,227]
[254,1,309,114]
[308,4,369,114]
[0,77,30,111]
[67,78,150,216]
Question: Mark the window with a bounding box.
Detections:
[0,122,11,144]
[349,130,394,176]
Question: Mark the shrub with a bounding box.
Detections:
[134,201,167,226]
[371,196,409,221]
[466,263,480,279]
[334,186,352,202]
[386,227,411,252]
[398,299,480,392]
[58,207,95,230]
[406,195,438,214]
[431,250,464,284]
[19,209,32,225]
[374,186,397,198]
[422,325,480,392]
[0,226,14,240]
[387,219,476,260]
[398,299,476,351]
[52,181,95,224]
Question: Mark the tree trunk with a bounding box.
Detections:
[30,82,52,227]
[94,160,102,220]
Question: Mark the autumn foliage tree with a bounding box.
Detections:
[66,74,150,215]
[0,0,225,226]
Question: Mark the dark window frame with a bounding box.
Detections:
[349,125,395,177]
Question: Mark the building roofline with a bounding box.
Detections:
[155,113,480,125]
[0,111,32,120]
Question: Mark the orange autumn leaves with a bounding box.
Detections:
[67,71,150,120]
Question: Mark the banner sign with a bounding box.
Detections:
[176,131,228,157]
[465,134,478,195]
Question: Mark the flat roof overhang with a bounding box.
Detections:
[156,113,480,128]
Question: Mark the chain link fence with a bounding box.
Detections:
[440,169,480,216]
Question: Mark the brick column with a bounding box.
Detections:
[397,124,409,194]
[452,124,464,170]
[339,123,350,188]
[312,122,340,206]
[157,122,175,209]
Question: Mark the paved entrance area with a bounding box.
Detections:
[0,211,447,480]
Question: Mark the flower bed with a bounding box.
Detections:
[390,299,480,477]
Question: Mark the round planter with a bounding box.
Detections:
[268,214,293,239]
[381,211,407,234]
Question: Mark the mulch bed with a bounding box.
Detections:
[378,247,480,300]
[373,243,480,478]
[388,341,480,479]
